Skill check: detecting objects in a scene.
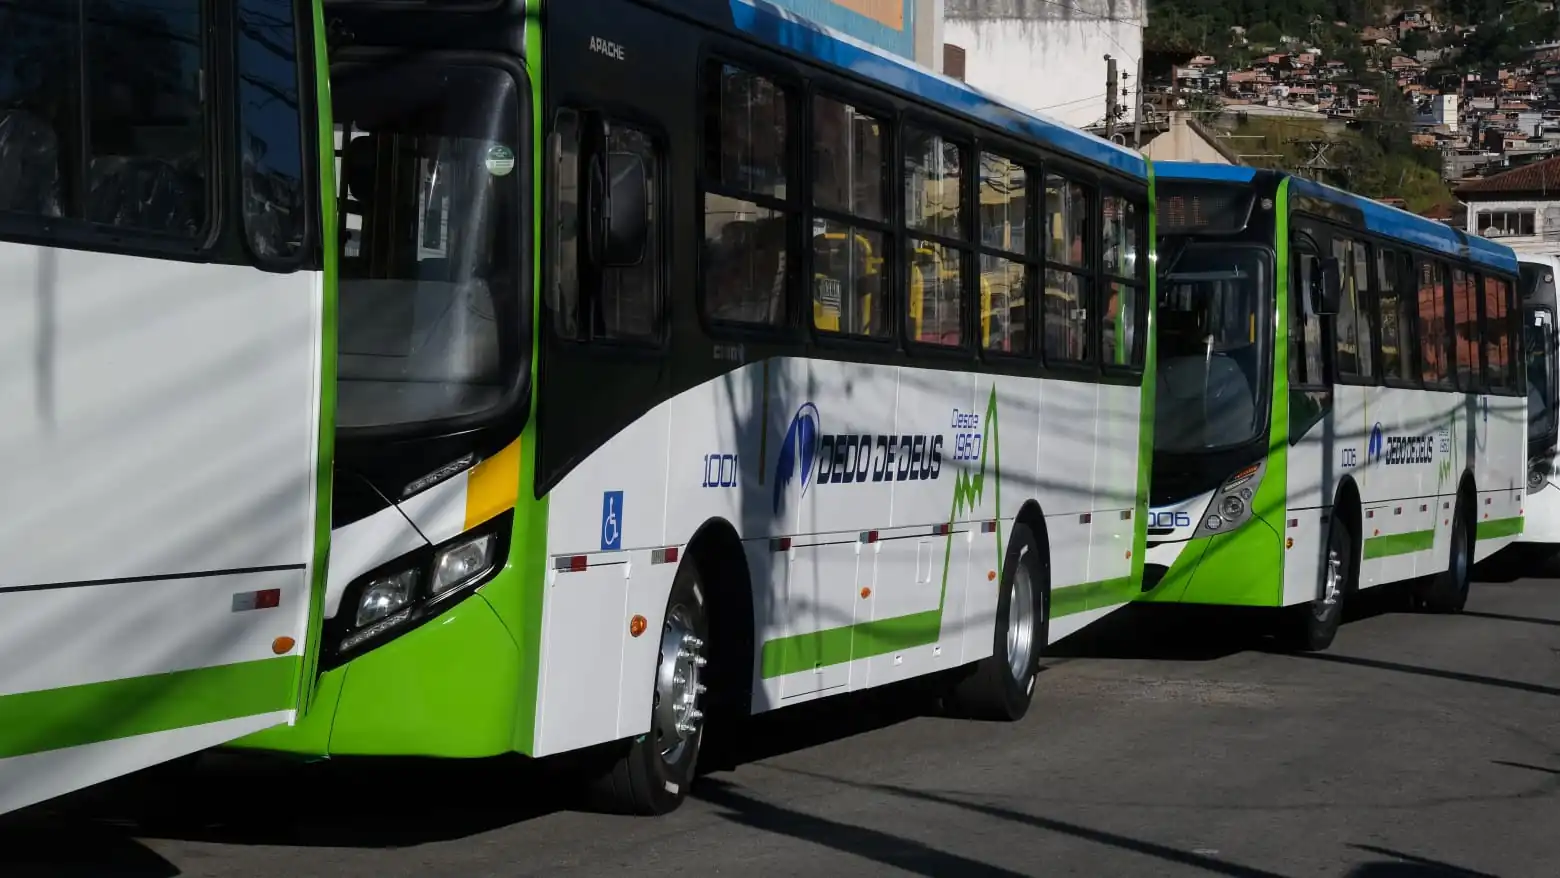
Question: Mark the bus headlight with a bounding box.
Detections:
[431,533,497,596]
[326,511,513,667]
[1193,461,1267,539]
[357,569,417,627]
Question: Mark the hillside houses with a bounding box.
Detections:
[1151,12,1559,193]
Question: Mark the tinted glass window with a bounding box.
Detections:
[0,0,209,236]
[903,123,964,241]
[1417,260,1450,385]
[979,152,1025,254]
[702,63,792,327]
[238,0,307,259]
[85,0,207,235]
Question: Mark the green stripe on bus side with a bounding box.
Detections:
[1477,516,1524,540]
[0,658,297,760]
[297,0,340,720]
[1363,529,1436,559]
[513,0,549,757]
[758,576,1135,679]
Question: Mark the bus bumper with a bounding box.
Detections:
[1138,517,1285,607]
[228,590,523,758]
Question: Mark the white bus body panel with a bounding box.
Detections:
[530,358,1143,757]
[0,244,325,815]
[1284,384,1524,608]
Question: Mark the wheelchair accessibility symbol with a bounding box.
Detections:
[600,491,623,551]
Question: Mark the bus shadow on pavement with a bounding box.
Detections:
[1344,844,1500,877]
[12,750,570,852]
[0,818,180,878]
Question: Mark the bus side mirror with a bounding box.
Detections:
[1312,256,1342,315]
[603,151,648,267]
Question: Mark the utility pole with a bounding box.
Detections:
[1104,54,1119,138]
[1132,53,1145,148]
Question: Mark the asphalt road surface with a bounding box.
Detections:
[6,570,1560,878]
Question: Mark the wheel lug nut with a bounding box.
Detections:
[693,655,708,667]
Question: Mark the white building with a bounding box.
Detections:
[943,0,1147,131]
[1459,156,1560,255]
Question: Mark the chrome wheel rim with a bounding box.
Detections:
[652,606,705,764]
[1007,562,1036,683]
[1315,538,1342,622]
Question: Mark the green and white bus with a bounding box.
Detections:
[242,0,1163,814]
[0,0,336,814]
[1,0,1162,816]
[1140,163,1526,651]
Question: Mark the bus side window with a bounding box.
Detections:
[810,95,889,339]
[0,0,209,237]
[548,109,664,343]
[1332,236,1374,380]
[1289,243,1326,387]
[1484,274,1513,391]
[1450,267,1481,391]
[237,0,308,262]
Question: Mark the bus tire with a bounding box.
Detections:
[949,522,1047,722]
[1277,514,1351,652]
[1418,498,1472,614]
[589,558,710,815]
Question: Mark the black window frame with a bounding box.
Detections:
[804,84,897,349]
[1415,257,1456,391]
[544,104,671,350]
[1040,165,1098,371]
[1100,185,1149,374]
[1331,234,1378,387]
[0,0,222,258]
[695,55,804,339]
[898,111,976,357]
[970,143,1039,364]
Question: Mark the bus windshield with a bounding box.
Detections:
[1156,244,1270,454]
[332,61,525,432]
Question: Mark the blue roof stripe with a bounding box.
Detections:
[725,0,1148,180]
[1153,161,1257,184]
[1289,176,1517,274]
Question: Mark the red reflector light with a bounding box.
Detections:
[859,530,879,543]
[566,555,588,572]
[981,520,997,533]
[255,588,281,609]
[771,537,792,552]
[652,546,679,564]
[933,523,950,535]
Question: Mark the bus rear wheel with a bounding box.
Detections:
[1416,500,1472,614]
[949,522,1048,721]
[1277,515,1350,652]
[589,559,709,815]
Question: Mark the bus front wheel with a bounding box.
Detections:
[1278,514,1351,652]
[949,522,1048,721]
[590,558,710,815]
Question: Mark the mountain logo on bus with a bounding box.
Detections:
[1368,422,1384,464]
[774,402,822,515]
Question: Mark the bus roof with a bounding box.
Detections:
[719,0,1149,180]
[1153,161,1519,275]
